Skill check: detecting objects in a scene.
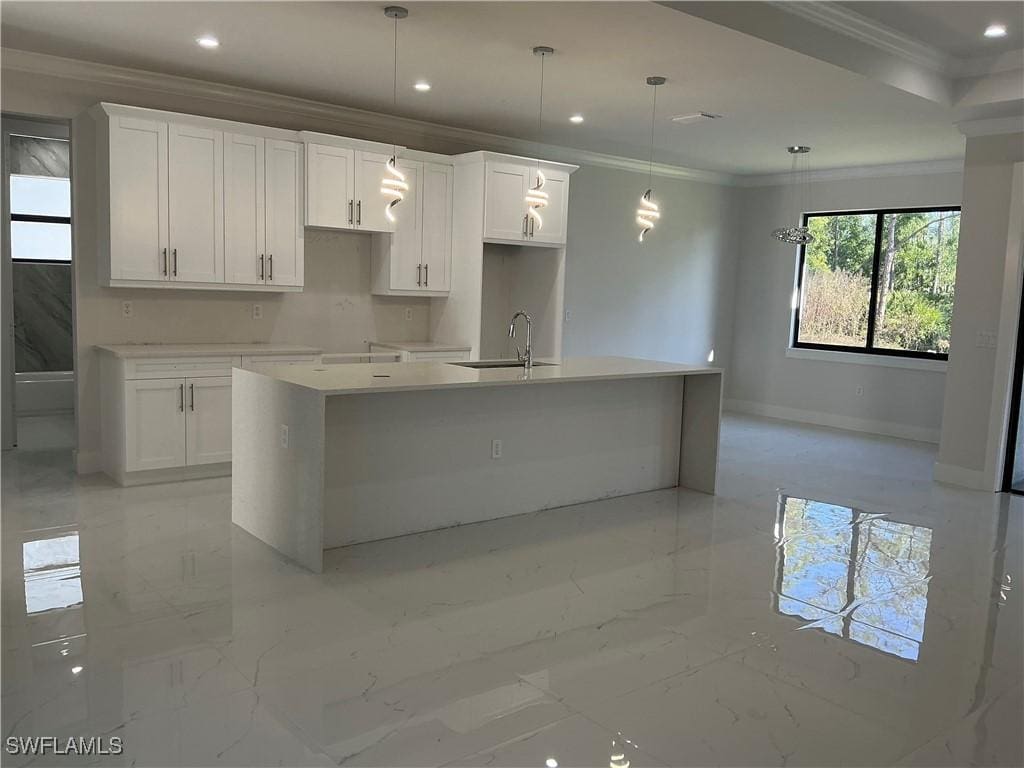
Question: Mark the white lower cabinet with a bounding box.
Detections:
[101,350,320,485]
[185,376,232,465]
[125,378,187,471]
[124,376,230,471]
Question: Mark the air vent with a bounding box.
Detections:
[671,112,722,125]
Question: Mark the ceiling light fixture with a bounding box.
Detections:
[525,46,553,232]
[637,76,665,243]
[414,81,431,92]
[196,35,219,49]
[984,23,1007,38]
[382,6,410,223]
[771,145,815,245]
[569,114,584,124]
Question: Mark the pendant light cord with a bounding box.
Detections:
[647,83,658,189]
[392,15,399,156]
[536,51,546,177]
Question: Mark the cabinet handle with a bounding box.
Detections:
[522,214,528,236]
[162,247,168,275]
[189,383,195,411]
[172,248,178,276]
[259,254,265,281]
[268,254,273,281]
[424,263,429,286]
[417,263,422,286]
[179,383,184,412]
[357,200,361,226]
[348,199,354,224]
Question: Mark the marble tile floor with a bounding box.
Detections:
[1,414,1021,767]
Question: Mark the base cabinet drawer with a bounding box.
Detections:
[124,376,232,472]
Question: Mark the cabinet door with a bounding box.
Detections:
[389,159,423,290]
[527,168,570,246]
[354,151,395,233]
[421,163,453,291]
[185,376,232,466]
[306,143,354,229]
[168,123,224,283]
[108,116,169,281]
[265,139,304,287]
[125,379,186,472]
[483,162,528,241]
[224,133,265,285]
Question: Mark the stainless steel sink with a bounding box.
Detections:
[451,360,558,369]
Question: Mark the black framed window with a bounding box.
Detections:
[792,207,961,360]
[9,173,72,264]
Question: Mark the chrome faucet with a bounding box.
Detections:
[508,310,533,368]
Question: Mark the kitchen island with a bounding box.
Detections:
[232,357,722,571]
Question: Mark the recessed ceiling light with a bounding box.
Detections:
[414,81,431,92]
[569,114,584,124]
[545,759,559,768]
[196,35,220,49]
[984,23,1007,38]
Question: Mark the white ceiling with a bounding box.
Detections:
[838,1,1024,58]
[0,1,970,174]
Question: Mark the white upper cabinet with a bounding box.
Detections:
[168,123,223,283]
[484,162,530,241]
[306,143,354,229]
[303,135,402,234]
[421,162,453,291]
[264,139,304,287]
[94,104,304,292]
[224,133,266,286]
[370,157,453,296]
[108,115,169,281]
[483,160,571,247]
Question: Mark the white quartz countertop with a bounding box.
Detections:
[371,340,473,352]
[244,356,721,396]
[95,343,322,358]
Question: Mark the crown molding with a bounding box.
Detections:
[738,158,964,187]
[957,115,1024,138]
[768,1,951,74]
[0,47,735,186]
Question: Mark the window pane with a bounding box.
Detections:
[11,221,72,262]
[874,211,960,354]
[797,214,876,348]
[10,174,71,217]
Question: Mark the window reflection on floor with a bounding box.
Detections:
[774,495,932,661]
[23,532,83,614]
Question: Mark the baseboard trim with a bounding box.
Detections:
[724,398,941,444]
[932,462,994,491]
[74,450,102,475]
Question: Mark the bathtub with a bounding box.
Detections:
[15,371,74,415]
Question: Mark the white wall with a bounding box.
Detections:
[727,170,964,443]
[561,165,739,366]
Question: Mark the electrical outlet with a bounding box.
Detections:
[491,439,503,459]
[280,424,289,448]
[856,385,864,396]
[564,310,571,322]
[252,304,263,320]
[405,307,413,321]
[121,301,133,319]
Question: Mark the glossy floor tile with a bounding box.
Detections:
[2,415,1021,767]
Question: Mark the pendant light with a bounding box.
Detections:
[525,46,553,231]
[637,76,665,243]
[771,145,815,245]
[381,6,410,223]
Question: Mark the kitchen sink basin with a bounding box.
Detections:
[451,360,558,369]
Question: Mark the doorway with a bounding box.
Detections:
[1,115,74,452]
